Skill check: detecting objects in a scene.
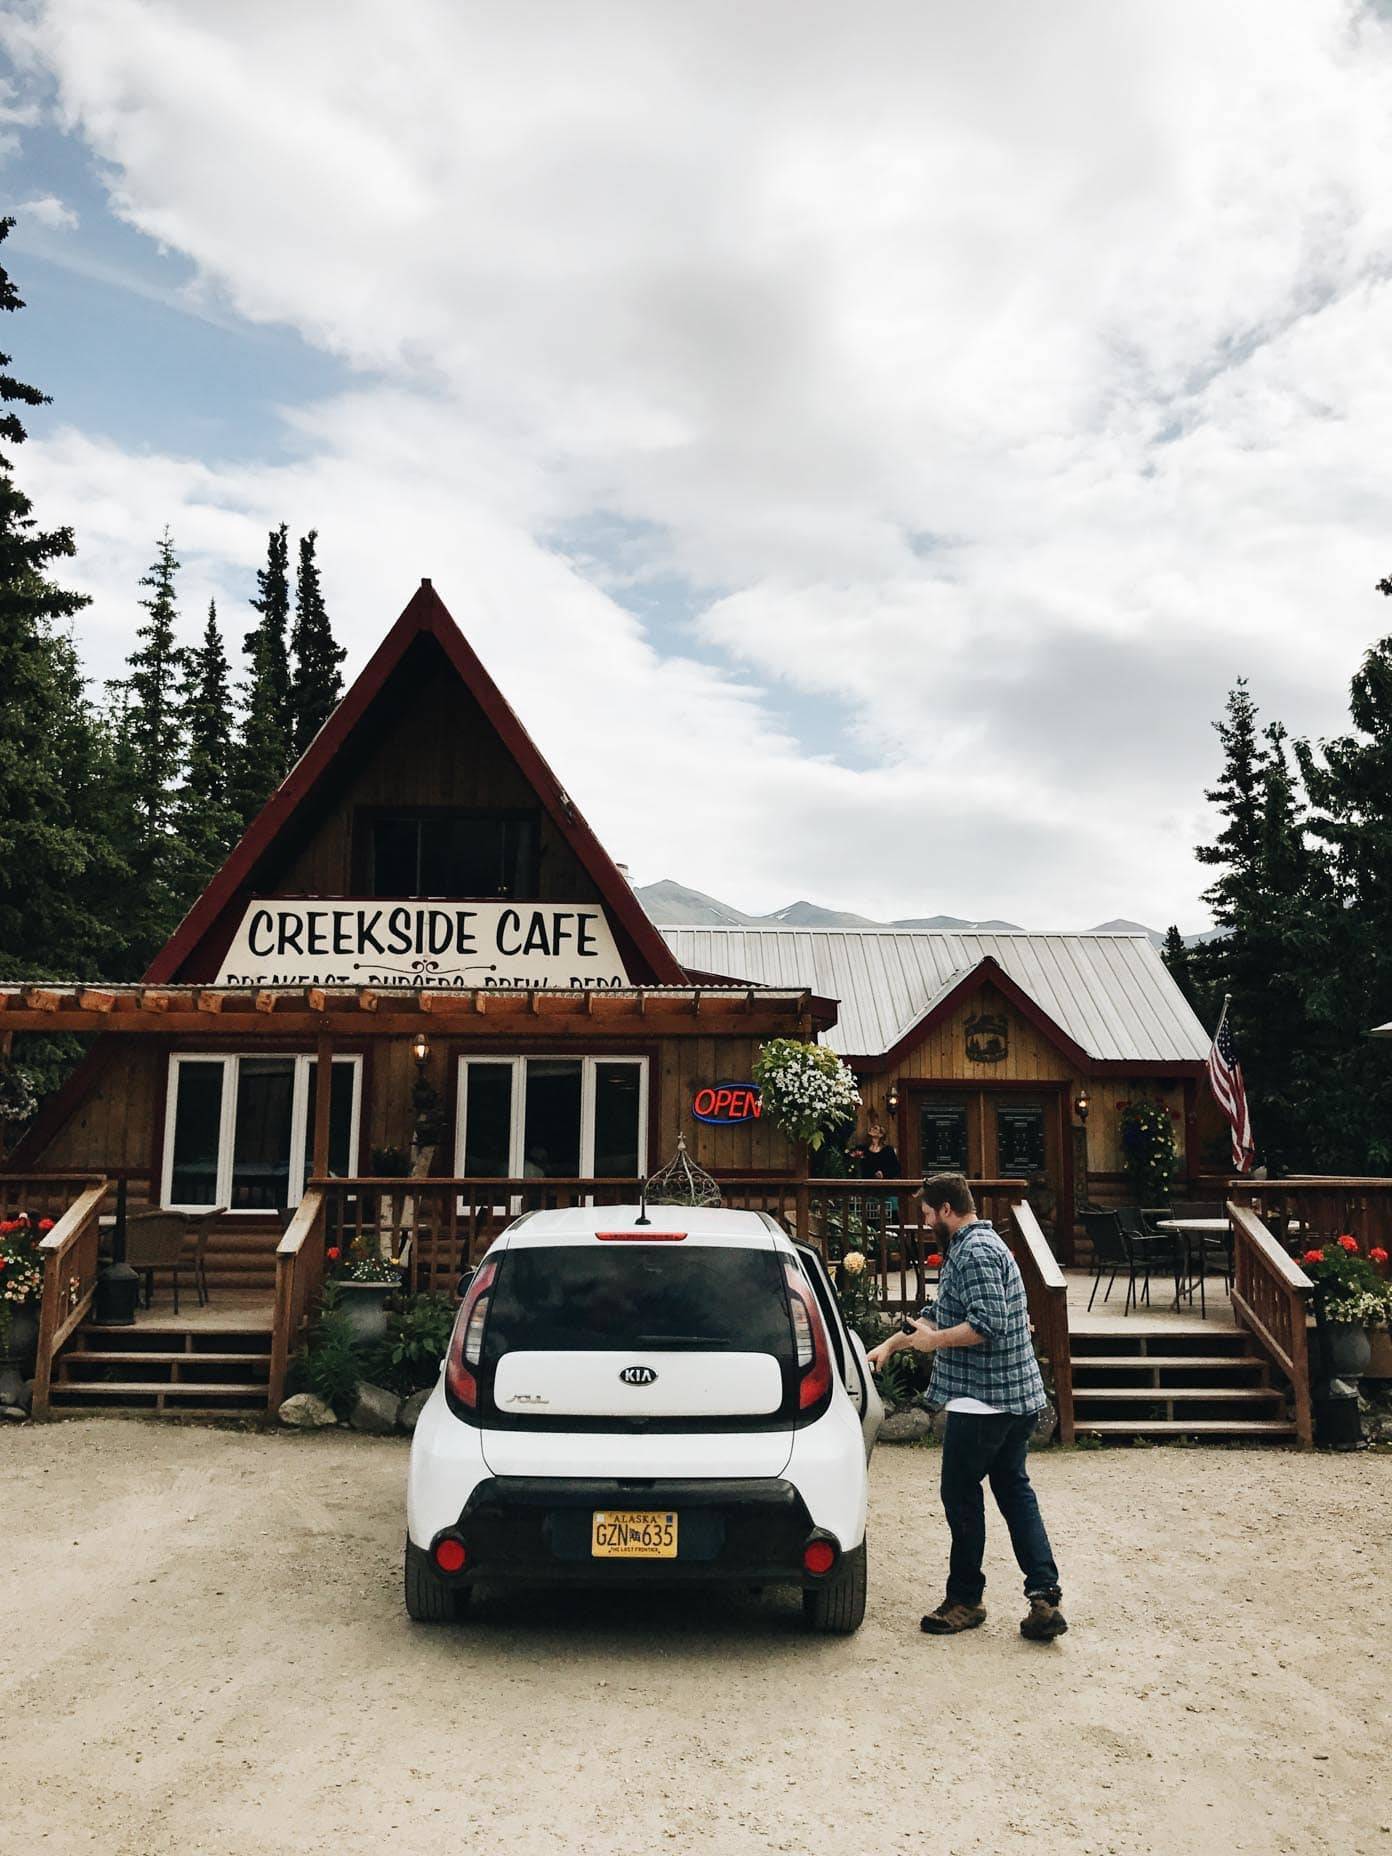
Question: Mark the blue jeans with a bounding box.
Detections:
[940,1410,1060,1606]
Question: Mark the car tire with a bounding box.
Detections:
[404,1541,470,1623]
[803,1538,867,1635]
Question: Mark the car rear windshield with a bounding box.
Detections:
[482,1245,794,1359]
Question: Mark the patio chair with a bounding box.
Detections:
[126,1208,225,1313]
[1117,1206,1184,1308]
[1079,1210,1129,1312]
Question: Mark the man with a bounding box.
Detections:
[868,1172,1066,1642]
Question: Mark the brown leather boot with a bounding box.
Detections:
[920,1600,987,1634]
[1020,1594,1068,1640]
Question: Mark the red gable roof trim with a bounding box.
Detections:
[145,580,687,987]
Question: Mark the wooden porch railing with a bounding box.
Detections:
[1228,1201,1314,1448]
[1010,1199,1074,1444]
[30,1179,110,1420]
[308,1175,1031,1310]
[1233,1177,1392,1254]
[267,1187,328,1413]
[0,1172,107,1224]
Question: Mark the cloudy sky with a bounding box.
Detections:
[3,0,1392,933]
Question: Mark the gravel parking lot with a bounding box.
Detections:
[3,1422,1389,1856]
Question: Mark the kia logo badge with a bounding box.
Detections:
[619,1365,658,1386]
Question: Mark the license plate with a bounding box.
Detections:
[591,1510,678,1559]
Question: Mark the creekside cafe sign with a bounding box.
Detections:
[218,900,633,990]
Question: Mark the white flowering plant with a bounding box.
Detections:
[752,1039,861,1153]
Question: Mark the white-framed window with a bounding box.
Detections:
[454,1055,648,1182]
[162,1053,363,1213]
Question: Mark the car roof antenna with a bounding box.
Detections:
[635,1174,651,1226]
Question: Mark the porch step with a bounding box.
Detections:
[1077,1418,1297,1440]
[1073,1385,1282,1404]
[60,1350,270,1368]
[1072,1354,1262,1371]
[51,1380,269,1398]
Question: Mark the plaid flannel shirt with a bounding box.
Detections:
[927,1220,1047,1415]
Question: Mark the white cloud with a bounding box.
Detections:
[8,0,1392,929]
[16,193,77,230]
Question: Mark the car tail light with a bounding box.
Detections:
[783,1260,832,1414]
[802,1538,837,1577]
[433,1535,467,1574]
[445,1258,498,1410]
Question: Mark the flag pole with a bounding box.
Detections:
[1212,992,1232,1041]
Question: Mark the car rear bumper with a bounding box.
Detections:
[435,1476,830,1585]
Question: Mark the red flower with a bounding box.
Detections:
[1302,1248,1324,1265]
[0,1220,15,1234]
[1371,1247,1389,1265]
[38,1217,54,1232]
[926,1252,944,1269]
[1338,1234,1359,1253]
[0,1258,7,1271]
[326,1246,341,1262]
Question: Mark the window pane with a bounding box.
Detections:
[484,1247,794,1358]
[423,813,541,898]
[231,1058,297,1211]
[522,1059,581,1178]
[464,1064,513,1176]
[302,1061,358,1188]
[997,1106,1045,1176]
[594,1063,642,1176]
[919,1104,969,1173]
[371,817,419,896]
[170,1061,224,1205]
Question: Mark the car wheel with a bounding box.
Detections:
[802,1539,867,1635]
[404,1541,470,1623]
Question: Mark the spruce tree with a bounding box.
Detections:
[289,529,345,755]
[176,599,241,884]
[122,528,184,840]
[231,523,292,823]
[0,215,100,981]
[1195,679,1263,930]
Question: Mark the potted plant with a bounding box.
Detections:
[1301,1236,1392,1378]
[326,1233,403,1342]
[1119,1100,1178,1205]
[0,1213,49,1371]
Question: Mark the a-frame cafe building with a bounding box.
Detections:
[3,578,1255,1438]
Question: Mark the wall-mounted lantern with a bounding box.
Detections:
[1074,1088,1090,1125]
[887,1080,900,1114]
[412,1028,431,1067]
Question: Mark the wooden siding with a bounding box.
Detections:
[273,666,599,903]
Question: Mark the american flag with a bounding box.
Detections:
[1208,1009,1255,1174]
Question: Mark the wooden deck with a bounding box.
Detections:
[1066,1267,1236,1336]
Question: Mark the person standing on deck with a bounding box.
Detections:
[867,1172,1067,1642]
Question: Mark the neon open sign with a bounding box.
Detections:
[692,1083,762,1126]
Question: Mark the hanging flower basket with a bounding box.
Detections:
[752,1039,860,1154]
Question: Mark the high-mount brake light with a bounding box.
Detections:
[783,1260,833,1413]
[445,1258,498,1410]
[595,1230,687,1242]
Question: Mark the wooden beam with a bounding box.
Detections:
[312,1031,334,1178]
[357,988,379,1013]
[22,987,60,1012]
[139,989,173,1013]
[306,988,328,1013]
[254,990,278,1014]
[196,990,224,1014]
[76,988,116,1013]
[0,1006,812,1038]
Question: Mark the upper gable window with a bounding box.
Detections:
[357,808,540,899]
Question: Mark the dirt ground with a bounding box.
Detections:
[3,1423,1389,1856]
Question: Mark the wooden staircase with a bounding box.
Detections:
[47,1318,273,1417]
[1069,1329,1299,1443]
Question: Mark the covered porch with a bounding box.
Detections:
[5,1166,1325,1444]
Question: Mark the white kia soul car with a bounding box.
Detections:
[405,1204,882,1633]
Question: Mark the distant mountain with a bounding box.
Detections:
[634,879,1214,945]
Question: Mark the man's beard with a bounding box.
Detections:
[932,1217,952,1243]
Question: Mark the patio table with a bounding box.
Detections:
[1155,1218,1231,1316]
